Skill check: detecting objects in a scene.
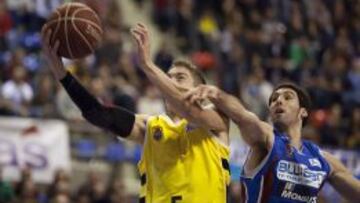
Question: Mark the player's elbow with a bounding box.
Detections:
[82,106,136,138]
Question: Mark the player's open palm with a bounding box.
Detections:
[41,28,66,80]
[130,23,151,67]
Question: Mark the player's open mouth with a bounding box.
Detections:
[275,108,285,114]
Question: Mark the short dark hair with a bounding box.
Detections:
[170,59,207,86]
[269,83,312,123]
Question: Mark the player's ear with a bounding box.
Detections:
[300,108,308,119]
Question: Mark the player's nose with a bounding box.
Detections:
[274,96,284,106]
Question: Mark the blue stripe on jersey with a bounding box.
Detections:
[240,129,331,203]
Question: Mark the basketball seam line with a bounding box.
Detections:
[72,8,94,54]
[64,4,74,59]
[51,10,61,44]
[45,17,102,34]
[45,6,102,33]
[73,6,103,30]
[70,7,102,36]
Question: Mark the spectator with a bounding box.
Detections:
[77,171,108,203]
[47,169,70,201]
[241,65,273,120]
[154,41,174,72]
[1,66,33,116]
[320,103,347,147]
[31,73,58,117]
[343,57,360,109]
[0,167,14,203]
[137,84,165,115]
[51,194,70,203]
[15,167,39,203]
[55,87,82,121]
[0,0,13,51]
[347,107,360,149]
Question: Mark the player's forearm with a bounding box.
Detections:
[330,173,360,201]
[211,91,250,125]
[60,72,102,112]
[52,66,67,80]
[60,72,135,137]
[328,157,360,200]
[142,62,189,115]
[325,152,360,201]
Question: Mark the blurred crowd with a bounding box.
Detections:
[0,166,137,203]
[0,0,359,202]
[0,0,359,149]
[146,0,360,149]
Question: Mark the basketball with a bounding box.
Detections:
[42,2,103,59]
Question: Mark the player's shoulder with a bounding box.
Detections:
[136,114,151,123]
[302,139,323,154]
[143,114,184,127]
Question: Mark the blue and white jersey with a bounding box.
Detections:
[240,130,331,203]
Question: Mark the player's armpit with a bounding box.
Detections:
[126,114,149,144]
[323,151,360,201]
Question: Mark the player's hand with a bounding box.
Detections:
[41,27,66,80]
[185,85,221,104]
[130,23,152,67]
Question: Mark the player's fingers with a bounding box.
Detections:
[131,29,145,42]
[40,27,46,42]
[137,23,147,31]
[208,89,217,99]
[199,89,210,100]
[184,88,198,100]
[135,24,148,37]
[130,28,139,37]
[41,30,52,53]
[45,29,52,45]
[130,29,142,44]
[189,93,201,104]
[134,24,146,34]
[188,94,196,104]
[53,40,60,54]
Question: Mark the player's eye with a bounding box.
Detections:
[271,94,278,102]
[177,76,185,81]
[285,94,293,100]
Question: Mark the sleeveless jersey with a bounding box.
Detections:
[138,115,230,203]
[240,130,331,203]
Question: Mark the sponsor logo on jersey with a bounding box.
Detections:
[281,190,317,203]
[153,127,163,141]
[284,182,295,191]
[277,160,327,188]
[309,158,322,168]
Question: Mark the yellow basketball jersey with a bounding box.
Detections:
[138,115,230,203]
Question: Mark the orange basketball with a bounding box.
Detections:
[42,2,103,59]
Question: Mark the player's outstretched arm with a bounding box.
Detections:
[130,23,228,135]
[323,151,360,201]
[186,85,273,149]
[41,29,147,144]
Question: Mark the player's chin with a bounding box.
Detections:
[272,117,287,129]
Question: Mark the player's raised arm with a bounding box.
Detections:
[322,151,360,201]
[130,23,228,135]
[41,29,147,144]
[185,85,273,150]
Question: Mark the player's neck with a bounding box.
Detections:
[284,124,303,150]
[166,110,182,122]
[277,122,303,149]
